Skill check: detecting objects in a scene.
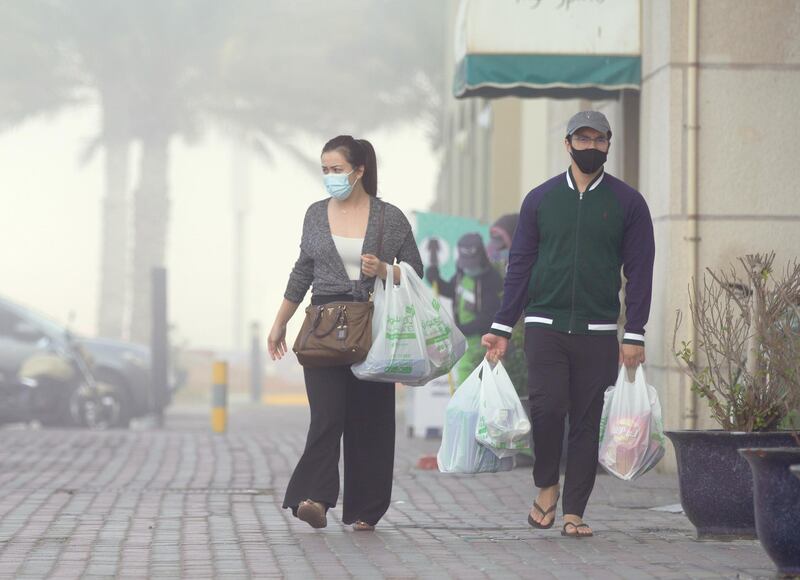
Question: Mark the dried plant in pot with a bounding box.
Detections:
[666,252,800,539]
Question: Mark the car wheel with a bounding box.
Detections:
[68,380,131,430]
[93,370,134,429]
[35,379,84,428]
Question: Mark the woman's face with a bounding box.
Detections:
[321,149,363,182]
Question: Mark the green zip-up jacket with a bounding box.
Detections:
[489,168,655,346]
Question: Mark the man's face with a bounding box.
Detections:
[565,127,610,155]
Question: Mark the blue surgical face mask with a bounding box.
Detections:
[324,170,359,200]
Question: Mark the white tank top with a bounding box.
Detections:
[331,235,365,280]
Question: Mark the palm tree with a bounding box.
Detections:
[67,1,139,340]
[91,0,231,343]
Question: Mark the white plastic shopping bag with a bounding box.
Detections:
[598,366,665,480]
[437,361,514,474]
[475,360,531,458]
[404,264,467,378]
[352,262,466,386]
[351,263,426,383]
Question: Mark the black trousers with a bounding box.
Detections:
[282,365,395,526]
[525,327,618,517]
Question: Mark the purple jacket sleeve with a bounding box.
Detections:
[488,189,542,338]
[621,193,655,346]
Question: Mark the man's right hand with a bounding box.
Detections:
[481,333,509,363]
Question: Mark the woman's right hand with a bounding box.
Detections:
[268,323,288,361]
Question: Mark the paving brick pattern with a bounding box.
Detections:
[0,404,776,579]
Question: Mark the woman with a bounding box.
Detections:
[268,135,423,532]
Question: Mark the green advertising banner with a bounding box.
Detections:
[413,212,489,284]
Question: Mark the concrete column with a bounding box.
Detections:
[488,98,523,220]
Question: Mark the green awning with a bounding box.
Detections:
[454,54,641,100]
[454,0,641,100]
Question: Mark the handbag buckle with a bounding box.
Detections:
[336,306,348,341]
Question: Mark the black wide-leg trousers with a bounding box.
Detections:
[282,365,395,526]
[525,327,619,517]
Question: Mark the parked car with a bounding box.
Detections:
[0,295,175,429]
[76,336,160,428]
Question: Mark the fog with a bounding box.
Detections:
[0,1,445,353]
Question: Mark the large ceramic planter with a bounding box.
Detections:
[739,448,800,577]
[665,430,796,539]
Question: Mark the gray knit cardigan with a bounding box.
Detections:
[284,196,424,303]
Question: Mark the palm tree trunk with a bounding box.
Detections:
[97,136,131,339]
[130,132,171,344]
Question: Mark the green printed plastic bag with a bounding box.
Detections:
[352,263,466,386]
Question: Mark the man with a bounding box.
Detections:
[482,111,655,538]
[427,232,503,387]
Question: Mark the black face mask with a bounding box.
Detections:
[570,147,607,174]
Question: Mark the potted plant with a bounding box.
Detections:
[740,281,800,577]
[739,431,800,576]
[667,253,800,539]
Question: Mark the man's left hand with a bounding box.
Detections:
[620,344,645,369]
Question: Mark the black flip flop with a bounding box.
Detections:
[561,522,593,538]
[527,492,560,529]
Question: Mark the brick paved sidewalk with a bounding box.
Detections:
[0,402,775,579]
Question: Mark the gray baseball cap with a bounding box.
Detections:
[566,110,612,138]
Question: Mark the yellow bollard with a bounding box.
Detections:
[212,361,228,433]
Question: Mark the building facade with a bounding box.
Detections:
[433,0,800,470]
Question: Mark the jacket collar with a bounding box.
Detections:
[566,167,605,192]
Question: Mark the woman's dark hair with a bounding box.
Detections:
[322,135,378,197]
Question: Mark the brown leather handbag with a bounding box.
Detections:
[293,300,374,368]
[292,205,385,368]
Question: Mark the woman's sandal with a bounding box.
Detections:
[561,521,593,538]
[352,520,375,531]
[297,500,327,529]
[527,492,560,529]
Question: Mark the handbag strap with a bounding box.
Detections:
[376,202,386,258]
[354,203,387,300]
[311,305,348,338]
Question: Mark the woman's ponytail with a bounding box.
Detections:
[356,139,377,197]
